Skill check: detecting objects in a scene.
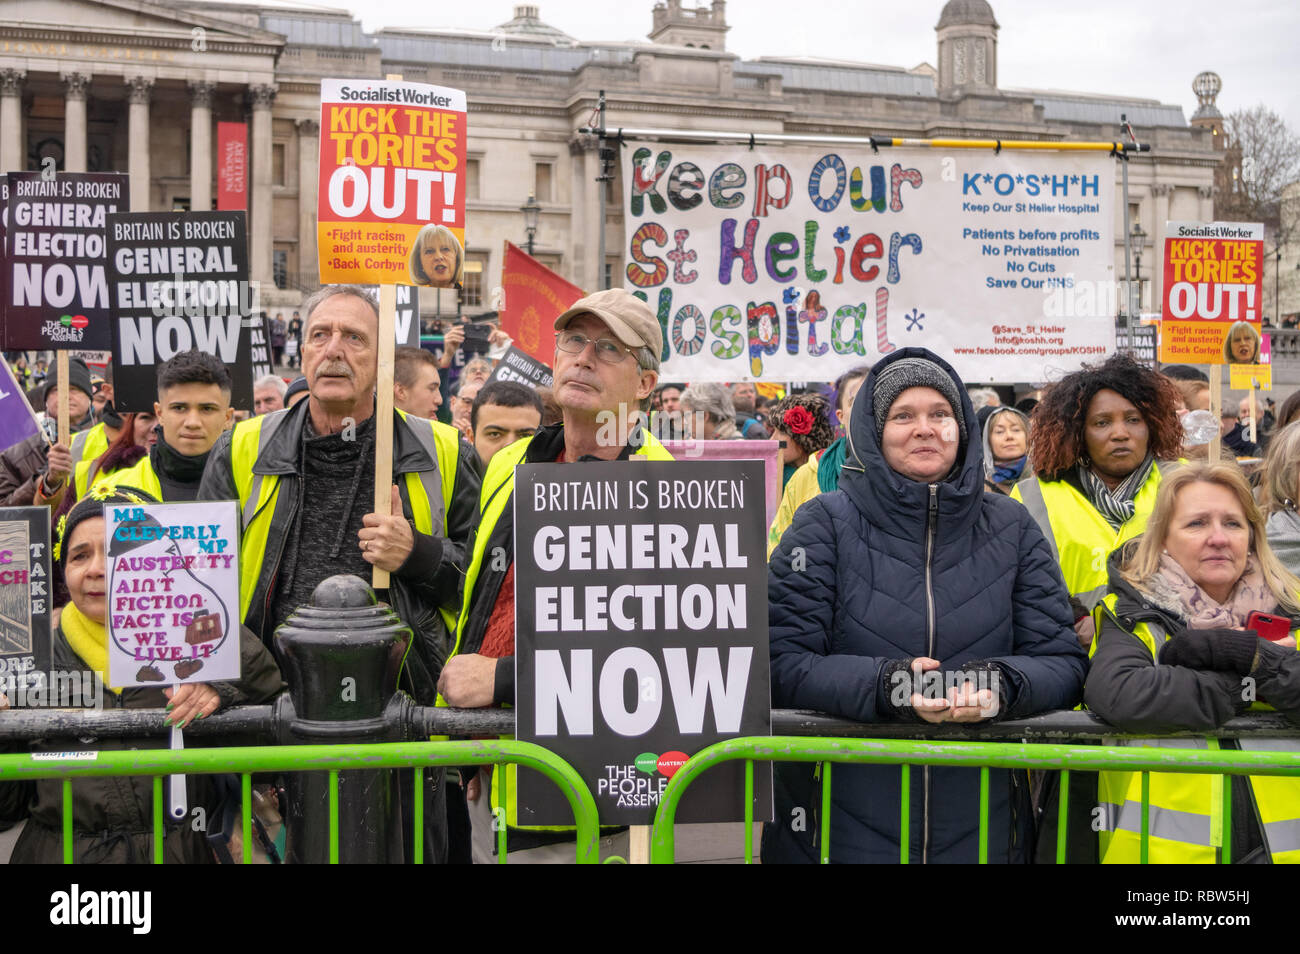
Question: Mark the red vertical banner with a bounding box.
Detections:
[217,122,248,211]
[317,79,467,285]
[500,240,584,363]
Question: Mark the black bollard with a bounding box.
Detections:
[274,574,412,863]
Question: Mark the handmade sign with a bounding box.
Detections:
[1160,221,1264,365]
[4,172,129,350]
[107,211,255,411]
[0,508,52,702]
[105,501,240,688]
[317,79,467,285]
[514,459,772,826]
[622,143,1115,382]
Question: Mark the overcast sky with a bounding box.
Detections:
[288,0,1299,133]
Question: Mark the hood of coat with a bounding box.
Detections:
[981,406,1033,480]
[840,347,984,540]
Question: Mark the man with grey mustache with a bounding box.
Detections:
[200,285,481,862]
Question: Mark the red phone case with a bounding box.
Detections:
[1246,611,1291,642]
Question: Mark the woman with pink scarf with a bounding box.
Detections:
[1085,462,1300,863]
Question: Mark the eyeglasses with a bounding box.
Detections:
[556,330,635,365]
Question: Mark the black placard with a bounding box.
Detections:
[515,459,772,826]
[4,172,129,350]
[248,315,273,387]
[1116,322,1158,368]
[395,284,420,347]
[489,345,554,391]
[107,211,254,411]
[0,507,53,702]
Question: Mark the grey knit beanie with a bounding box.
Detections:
[872,357,966,444]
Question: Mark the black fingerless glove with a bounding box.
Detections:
[1158,628,1259,675]
[876,658,919,721]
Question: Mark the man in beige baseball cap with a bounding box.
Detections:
[437,285,672,864]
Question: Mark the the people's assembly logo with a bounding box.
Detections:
[597,751,689,808]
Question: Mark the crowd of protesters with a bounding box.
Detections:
[4,290,1300,866]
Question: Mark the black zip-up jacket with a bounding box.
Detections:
[198,399,481,701]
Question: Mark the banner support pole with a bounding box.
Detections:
[596,90,608,291]
[56,351,70,448]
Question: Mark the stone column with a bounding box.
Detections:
[1150,183,1172,308]
[1198,185,1215,224]
[188,82,215,211]
[249,84,277,285]
[0,69,25,173]
[63,72,90,173]
[296,118,319,286]
[126,76,153,212]
[567,134,591,287]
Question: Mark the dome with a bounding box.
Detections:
[495,5,576,44]
[936,0,999,30]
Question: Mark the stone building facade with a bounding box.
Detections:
[1,0,1221,321]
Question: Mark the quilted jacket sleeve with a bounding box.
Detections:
[768,496,898,723]
[984,503,1089,718]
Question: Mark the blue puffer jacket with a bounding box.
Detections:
[763,348,1087,863]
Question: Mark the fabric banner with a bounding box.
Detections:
[107,211,255,411]
[216,122,248,211]
[105,500,240,688]
[317,79,466,286]
[514,459,772,826]
[500,240,583,363]
[1159,221,1264,365]
[4,172,129,350]
[0,507,52,703]
[622,143,1116,383]
[0,359,40,453]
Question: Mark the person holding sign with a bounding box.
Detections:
[199,285,480,691]
[408,224,465,289]
[438,287,671,862]
[765,348,1086,864]
[0,359,98,508]
[1223,321,1262,365]
[0,487,284,864]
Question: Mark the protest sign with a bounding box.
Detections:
[105,500,240,688]
[515,459,772,826]
[317,79,467,286]
[395,284,420,347]
[662,440,781,526]
[1114,321,1157,368]
[248,316,273,386]
[1230,362,1271,391]
[488,345,553,391]
[1159,221,1264,364]
[622,143,1114,383]
[500,241,582,363]
[0,359,40,453]
[217,122,248,211]
[107,211,255,411]
[0,176,8,340]
[0,508,52,701]
[4,172,129,351]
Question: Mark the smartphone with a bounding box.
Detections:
[1246,611,1292,642]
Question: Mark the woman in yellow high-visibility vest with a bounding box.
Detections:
[1013,353,1185,648]
[1086,462,1300,863]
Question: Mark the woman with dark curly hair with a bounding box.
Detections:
[765,392,834,490]
[1012,352,1184,647]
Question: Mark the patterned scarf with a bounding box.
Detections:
[991,455,1027,487]
[1077,453,1155,530]
[1152,552,1273,630]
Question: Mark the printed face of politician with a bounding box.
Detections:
[420,239,457,287]
[1230,329,1257,363]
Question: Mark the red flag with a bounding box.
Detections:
[216,122,247,211]
[500,241,584,363]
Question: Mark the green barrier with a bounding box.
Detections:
[0,740,600,864]
[648,736,1300,865]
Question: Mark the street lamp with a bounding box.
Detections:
[1130,222,1147,318]
[521,192,540,256]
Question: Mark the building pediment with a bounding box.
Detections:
[0,0,285,50]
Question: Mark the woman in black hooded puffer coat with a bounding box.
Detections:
[763,347,1087,863]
